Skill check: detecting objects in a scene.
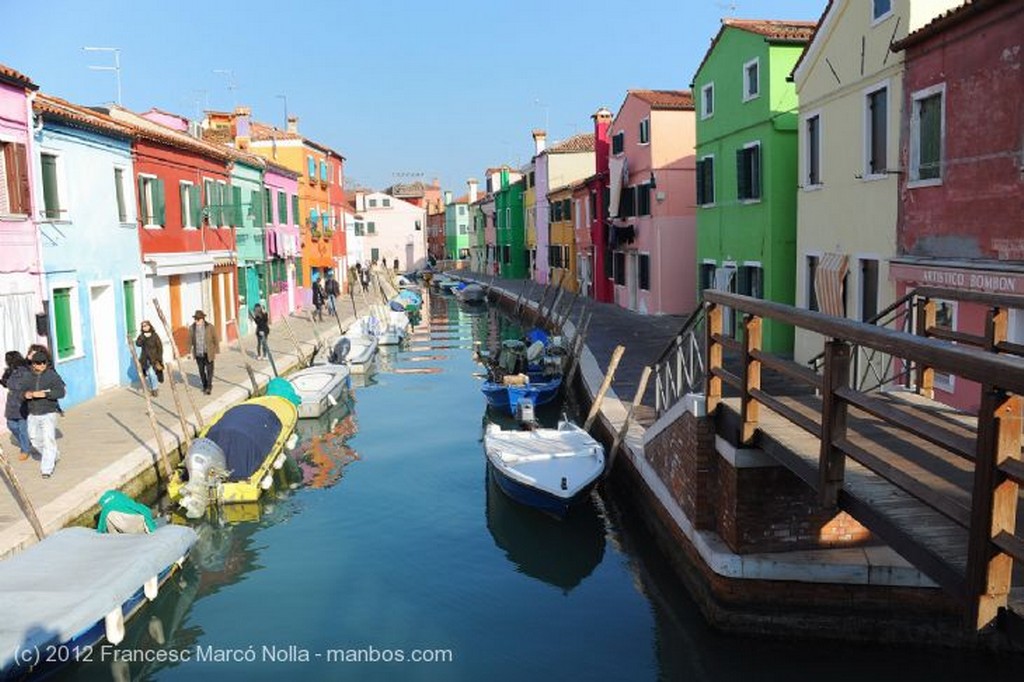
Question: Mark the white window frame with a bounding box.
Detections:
[932,299,957,393]
[801,109,823,190]
[701,82,714,120]
[739,141,762,204]
[742,58,760,102]
[908,83,945,188]
[803,250,823,311]
[180,180,197,229]
[855,253,882,322]
[113,164,131,224]
[638,117,650,145]
[871,0,893,25]
[202,177,217,228]
[862,80,890,181]
[38,148,69,222]
[138,173,160,229]
[698,153,715,207]
[49,280,84,363]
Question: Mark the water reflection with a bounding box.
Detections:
[485,465,606,594]
[290,398,359,490]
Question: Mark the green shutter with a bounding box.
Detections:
[696,160,705,205]
[278,190,287,224]
[40,154,59,219]
[252,189,264,226]
[233,186,243,226]
[292,194,299,225]
[295,257,303,286]
[750,146,761,200]
[189,185,200,228]
[122,280,136,334]
[154,179,166,225]
[179,183,189,227]
[137,176,147,223]
[53,288,74,358]
[919,94,941,180]
[736,149,748,200]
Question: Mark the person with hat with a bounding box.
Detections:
[188,310,220,395]
[15,348,65,478]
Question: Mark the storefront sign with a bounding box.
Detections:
[890,262,1024,294]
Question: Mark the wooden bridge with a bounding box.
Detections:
[653,287,1024,634]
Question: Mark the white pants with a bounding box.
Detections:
[28,412,59,475]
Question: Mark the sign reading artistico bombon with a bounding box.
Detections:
[890,263,1024,295]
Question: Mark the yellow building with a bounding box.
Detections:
[547,184,577,292]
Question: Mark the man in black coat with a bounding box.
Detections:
[16,350,66,478]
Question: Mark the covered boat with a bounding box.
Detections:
[0,525,197,680]
[480,338,563,414]
[289,363,352,418]
[455,282,487,305]
[484,421,605,518]
[481,374,562,414]
[168,395,298,513]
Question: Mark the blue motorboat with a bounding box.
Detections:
[479,337,565,414]
[481,374,562,414]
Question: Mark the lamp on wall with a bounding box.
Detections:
[649,171,657,189]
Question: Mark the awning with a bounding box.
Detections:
[814,252,849,317]
[144,252,214,277]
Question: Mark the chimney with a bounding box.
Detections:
[532,129,547,155]
[444,190,453,206]
[234,105,251,150]
[287,115,299,134]
[467,178,478,203]
[592,107,613,176]
[355,192,365,213]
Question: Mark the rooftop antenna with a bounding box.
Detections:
[83,46,122,106]
[213,69,237,108]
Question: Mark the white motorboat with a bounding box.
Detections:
[358,312,405,346]
[288,364,351,419]
[484,420,605,518]
[328,331,378,374]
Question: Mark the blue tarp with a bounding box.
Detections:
[205,404,282,481]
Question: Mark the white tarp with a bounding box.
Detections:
[608,156,626,218]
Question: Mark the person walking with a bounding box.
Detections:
[2,351,32,461]
[250,303,271,359]
[188,310,220,395]
[16,349,65,478]
[360,263,370,293]
[312,278,326,322]
[324,272,340,316]
[134,320,164,397]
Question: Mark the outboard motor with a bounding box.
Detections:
[515,396,537,428]
[179,437,228,518]
[329,336,352,364]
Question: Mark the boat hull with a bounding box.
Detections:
[487,462,596,518]
[291,366,352,419]
[481,376,562,414]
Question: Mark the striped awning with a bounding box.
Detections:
[814,252,849,317]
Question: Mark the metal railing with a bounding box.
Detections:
[653,305,707,418]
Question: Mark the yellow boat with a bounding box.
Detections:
[168,396,298,511]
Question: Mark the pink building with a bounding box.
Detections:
[607,90,697,315]
[263,162,302,321]
[0,64,43,357]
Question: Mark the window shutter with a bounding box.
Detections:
[190,185,201,228]
[252,189,264,226]
[750,146,761,200]
[12,143,31,215]
[53,288,73,358]
[292,195,299,225]
[179,183,189,227]
[307,156,315,178]
[706,158,715,204]
[320,161,327,182]
[278,190,287,224]
[233,185,243,226]
[40,154,59,219]
[137,176,147,223]
[114,168,126,222]
[696,160,706,205]
[736,149,748,200]
[154,179,166,225]
[123,280,136,334]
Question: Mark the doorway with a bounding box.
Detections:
[628,251,639,311]
[89,283,119,390]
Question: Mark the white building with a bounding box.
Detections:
[346,191,427,272]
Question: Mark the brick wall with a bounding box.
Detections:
[645,409,716,529]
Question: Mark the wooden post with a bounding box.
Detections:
[966,388,1021,631]
[126,333,174,479]
[228,320,260,395]
[984,306,1007,352]
[161,346,193,450]
[514,281,530,318]
[0,445,46,540]
[281,314,307,367]
[605,366,652,474]
[583,345,626,431]
[305,311,325,350]
[818,340,851,507]
[915,298,936,399]
[547,287,566,332]
[559,289,580,332]
[151,299,203,429]
[705,302,723,413]
[564,311,592,390]
[740,315,762,444]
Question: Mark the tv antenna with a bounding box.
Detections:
[83,46,122,106]
[213,69,238,107]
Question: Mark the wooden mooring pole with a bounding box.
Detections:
[152,299,204,429]
[125,333,173,480]
[564,311,593,390]
[228,320,261,395]
[605,366,652,475]
[281,314,308,367]
[0,445,46,540]
[584,345,626,431]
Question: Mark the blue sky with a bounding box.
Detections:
[3,0,825,192]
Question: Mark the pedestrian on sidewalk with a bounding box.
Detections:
[17,349,65,478]
[324,272,340,316]
[360,263,370,293]
[312,278,326,322]
[2,351,32,461]
[188,310,220,395]
[134,320,164,397]
[250,303,270,359]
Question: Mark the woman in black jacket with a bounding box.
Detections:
[135,320,164,396]
[250,304,271,359]
[2,351,31,459]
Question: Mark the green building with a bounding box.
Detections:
[692,19,815,354]
[494,169,527,278]
[231,156,267,335]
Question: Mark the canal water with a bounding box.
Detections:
[62,294,1023,682]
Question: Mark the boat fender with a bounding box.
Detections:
[285,433,299,450]
[144,575,159,601]
[105,606,125,646]
[327,393,338,406]
[273,453,286,470]
[561,477,568,491]
[261,473,273,490]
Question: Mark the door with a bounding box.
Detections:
[714,265,737,336]
[90,284,119,390]
[628,251,639,311]
[405,243,414,272]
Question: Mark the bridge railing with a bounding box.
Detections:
[703,290,1024,633]
[653,305,706,418]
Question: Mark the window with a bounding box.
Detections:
[872,0,892,22]
[354,221,364,236]
[637,183,650,216]
[866,85,888,177]
[307,156,315,179]
[383,198,391,207]
[806,255,819,312]
[277,190,287,224]
[180,181,199,228]
[251,188,264,227]
[371,247,380,263]
[114,168,127,222]
[612,132,624,154]
[933,300,956,392]
[860,258,879,322]
[216,181,228,226]
[263,188,272,227]
[52,286,77,360]
[805,114,822,187]
[738,264,763,299]
[319,160,327,182]
[40,152,62,219]
[203,180,214,226]
[415,220,421,231]
[743,58,760,101]
[639,253,650,291]
[613,251,626,286]
[369,198,377,208]
[0,141,31,215]
[736,143,761,201]
[137,175,164,227]
[696,156,715,206]
[232,186,243,226]
[292,195,299,226]
[910,85,944,184]
[367,221,376,234]
[701,83,714,119]
[502,245,510,264]
[639,118,650,144]
[699,261,716,293]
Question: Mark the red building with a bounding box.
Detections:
[107,106,239,353]
[890,0,1024,412]
[327,152,348,290]
[583,107,613,303]
[426,205,446,264]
